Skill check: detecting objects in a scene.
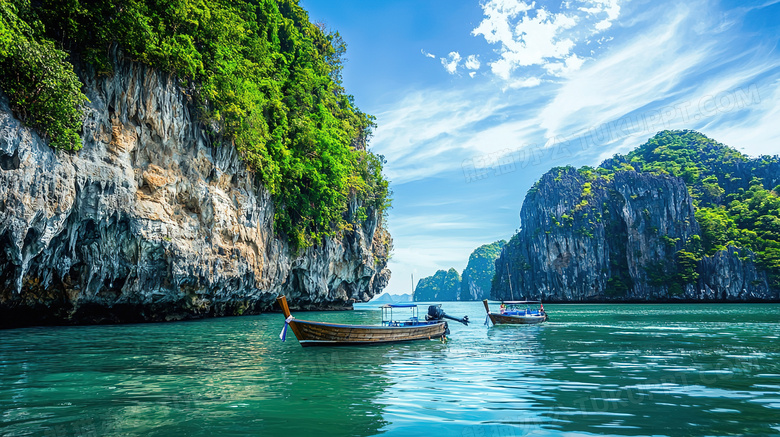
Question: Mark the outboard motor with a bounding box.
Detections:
[426,305,469,326]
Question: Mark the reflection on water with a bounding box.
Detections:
[1,303,779,436]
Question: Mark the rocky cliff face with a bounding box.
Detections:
[0,50,391,327]
[695,246,773,301]
[493,165,779,302]
[460,240,505,301]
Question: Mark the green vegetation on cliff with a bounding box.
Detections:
[413,268,461,302]
[460,240,505,301]
[494,130,778,301]
[0,1,87,150]
[0,0,389,249]
[534,130,780,292]
[624,130,780,287]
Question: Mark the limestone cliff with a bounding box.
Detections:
[0,50,391,327]
[460,240,505,301]
[493,132,780,302]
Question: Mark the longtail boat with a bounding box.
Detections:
[483,299,548,325]
[277,295,469,347]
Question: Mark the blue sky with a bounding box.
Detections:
[300,0,780,295]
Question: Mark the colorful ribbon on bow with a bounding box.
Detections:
[279,315,294,341]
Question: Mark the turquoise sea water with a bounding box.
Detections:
[1,303,779,436]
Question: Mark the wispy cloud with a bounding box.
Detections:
[391,214,493,232]
[421,49,436,59]
[536,3,707,139]
[374,0,780,186]
[372,86,517,183]
[537,1,780,147]
[704,79,780,156]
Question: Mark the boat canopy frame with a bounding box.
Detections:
[501,300,542,304]
[380,303,422,327]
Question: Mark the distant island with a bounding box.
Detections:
[413,240,505,301]
[371,293,412,303]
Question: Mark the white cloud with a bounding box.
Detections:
[470,0,623,82]
[371,86,515,183]
[469,72,477,78]
[530,1,780,160]
[580,0,621,24]
[543,53,585,76]
[421,49,436,59]
[464,55,481,70]
[478,7,578,80]
[441,51,462,74]
[507,77,542,88]
[594,18,613,30]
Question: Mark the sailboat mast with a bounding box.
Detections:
[506,261,515,301]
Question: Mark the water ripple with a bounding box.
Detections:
[1,303,779,436]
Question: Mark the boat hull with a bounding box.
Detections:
[487,313,547,325]
[277,295,448,347]
[290,319,447,347]
[483,299,548,325]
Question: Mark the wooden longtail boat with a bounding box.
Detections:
[483,299,548,325]
[277,295,468,347]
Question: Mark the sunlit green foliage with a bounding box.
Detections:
[413,268,461,302]
[676,235,703,284]
[0,1,87,150]
[696,207,738,255]
[627,130,780,287]
[626,130,747,205]
[725,184,780,287]
[0,0,390,249]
